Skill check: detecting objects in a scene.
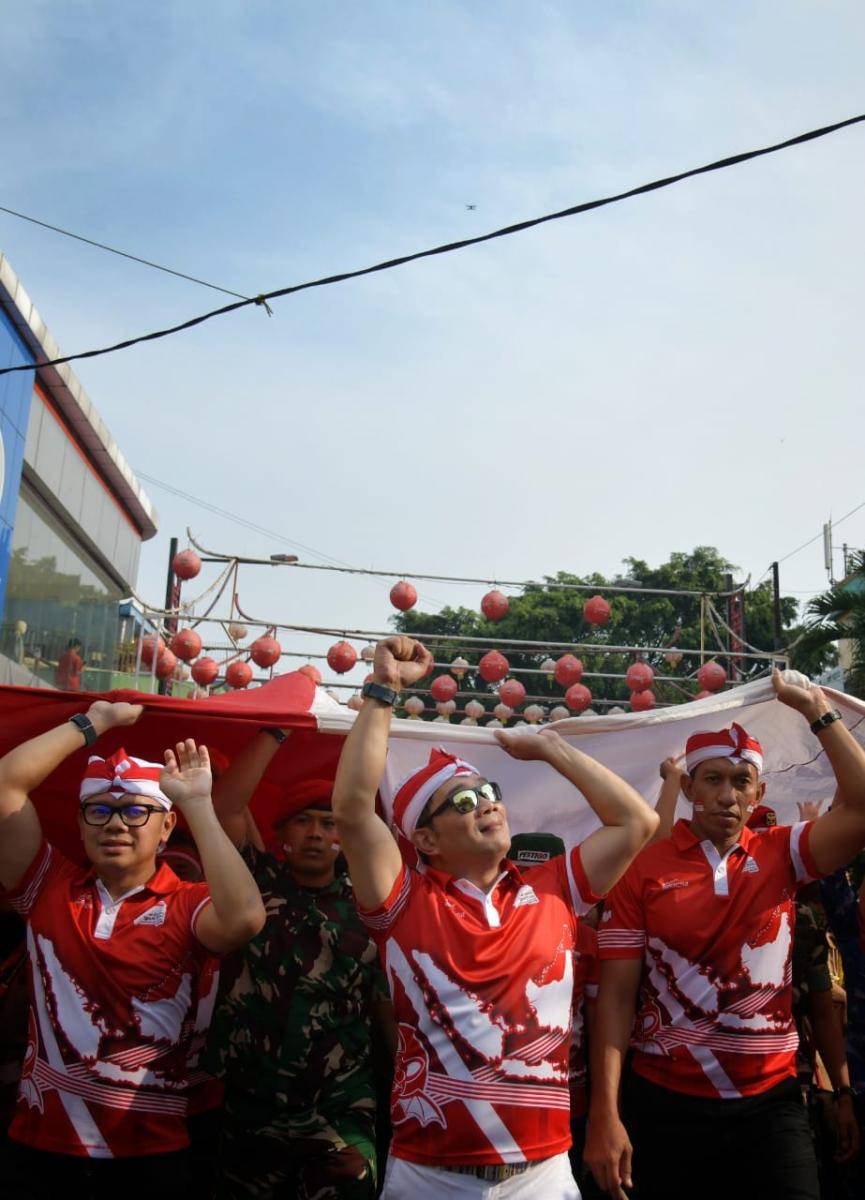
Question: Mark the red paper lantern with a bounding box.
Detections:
[498,679,526,707]
[155,649,177,680]
[298,664,322,685]
[226,661,253,690]
[630,689,656,712]
[327,640,358,674]
[250,635,282,669]
[172,549,202,581]
[139,634,165,667]
[625,662,654,692]
[565,683,592,713]
[390,580,417,611]
[431,674,458,702]
[583,595,611,626]
[481,590,509,621]
[191,657,219,686]
[479,650,510,683]
[555,654,584,687]
[170,628,202,662]
[696,661,727,693]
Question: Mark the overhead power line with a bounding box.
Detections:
[0,203,250,300]
[1,112,863,377]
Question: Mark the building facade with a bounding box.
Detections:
[0,252,157,689]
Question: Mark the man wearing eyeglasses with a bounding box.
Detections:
[332,637,658,1198]
[0,700,266,1196]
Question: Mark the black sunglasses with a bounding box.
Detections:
[80,802,165,828]
[420,780,502,826]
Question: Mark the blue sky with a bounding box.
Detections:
[1,2,864,680]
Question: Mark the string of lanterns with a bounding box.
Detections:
[145,549,736,713]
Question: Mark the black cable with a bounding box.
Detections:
[0,204,250,300]
[2,112,863,377]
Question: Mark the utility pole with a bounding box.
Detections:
[771,561,783,650]
[160,537,179,696]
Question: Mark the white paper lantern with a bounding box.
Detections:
[227,622,248,643]
[465,699,485,720]
[524,704,545,724]
[347,692,363,711]
[361,643,376,663]
[549,705,570,721]
[540,657,556,676]
[493,703,513,724]
[404,695,425,719]
[451,656,469,680]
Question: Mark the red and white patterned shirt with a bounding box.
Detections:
[359,849,599,1167]
[598,819,820,1099]
[7,842,214,1157]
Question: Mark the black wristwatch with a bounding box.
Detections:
[810,709,843,736]
[834,1085,854,1101]
[68,713,98,747]
[260,726,287,744]
[362,680,398,706]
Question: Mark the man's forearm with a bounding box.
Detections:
[543,738,654,832]
[332,698,392,826]
[0,718,95,799]
[589,977,635,1116]
[211,730,284,820]
[183,802,265,935]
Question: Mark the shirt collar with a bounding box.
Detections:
[88,860,183,896]
[673,817,753,854]
[422,857,521,894]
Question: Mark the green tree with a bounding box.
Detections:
[796,552,865,697]
[393,546,829,713]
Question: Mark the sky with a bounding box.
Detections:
[1,2,863,688]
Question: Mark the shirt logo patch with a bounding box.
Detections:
[743,857,760,874]
[133,902,167,927]
[661,879,690,891]
[514,884,539,908]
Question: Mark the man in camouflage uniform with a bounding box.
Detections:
[208,729,389,1199]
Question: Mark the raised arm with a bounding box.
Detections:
[494,726,658,896]
[161,739,266,954]
[774,670,865,874]
[332,637,433,910]
[647,757,685,844]
[0,700,142,890]
[211,728,288,847]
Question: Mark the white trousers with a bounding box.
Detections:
[380,1153,580,1199]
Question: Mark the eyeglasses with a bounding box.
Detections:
[80,802,165,827]
[420,780,502,826]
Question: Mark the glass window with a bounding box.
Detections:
[1,483,122,690]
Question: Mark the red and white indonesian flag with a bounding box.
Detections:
[1,670,861,860]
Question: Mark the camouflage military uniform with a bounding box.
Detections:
[791,899,832,1090]
[206,846,385,1199]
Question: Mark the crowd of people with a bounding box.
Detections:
[0,635,863,1198]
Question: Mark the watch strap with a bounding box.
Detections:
[69,713,98,747]
[362,680,398,706]
[810,708,843,735]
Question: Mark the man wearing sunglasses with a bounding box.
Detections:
[0,699,266,1196]
[332,637,658,1198]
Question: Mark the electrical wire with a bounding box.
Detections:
[0,203,251,300]
[770,497,865,568]
[1,112,862,377]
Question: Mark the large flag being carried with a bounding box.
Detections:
[0,672,859,861]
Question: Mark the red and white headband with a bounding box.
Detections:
[391,747,480,838]
[685,722,763,776]
[80,747,171,811]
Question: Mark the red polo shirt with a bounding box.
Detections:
[359,848,599,1167]
[7,841,214,1157]
[599,819,819,1099]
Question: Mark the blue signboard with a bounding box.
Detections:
[0,309,34,614]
